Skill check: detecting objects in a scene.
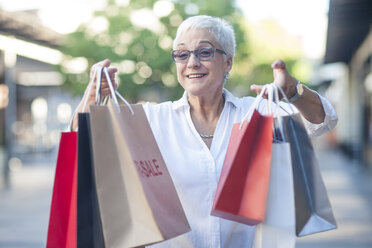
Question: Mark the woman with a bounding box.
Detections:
[72,15,337,247]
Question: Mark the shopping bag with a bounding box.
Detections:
[211,85,274,225]
[46,132,77,248]
[253,84,296,248]
[77,113,105,247]
[253,143,295,248]
[88,67,190,247]
[282,114,337,236]
[269,83,337,237]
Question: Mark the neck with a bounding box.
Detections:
[188,90,225,148]
[188,91,225,122]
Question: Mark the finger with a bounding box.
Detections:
[90,59,112,77]
[101,80,118,91]
[101,77,117,88]
[88,87,96,97]
[250,84,263,95]
[100,66,117,79]
[105,68,118,83]
[101,82,118,91]
[107,67,118,74]
[97,59,111,68]
[95,67,117,88]
[250,84,269,99]
[100,88,113,96]
[271,59,286,70]
[91,59,110,73]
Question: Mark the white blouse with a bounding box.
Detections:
[144,88,337,248]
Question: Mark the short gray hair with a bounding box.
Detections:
[173,15,236,60]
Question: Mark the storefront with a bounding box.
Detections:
[324,0,372,168]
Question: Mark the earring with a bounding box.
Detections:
[224,72,230,81]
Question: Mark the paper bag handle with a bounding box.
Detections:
[80,68,99,113]
[83,66,134,115]
[102,67,134,115]
[275,83,296,115]
[269,83,286,142]
[67,68,99,130]
[95,66,103,105]
[239,84,272,129]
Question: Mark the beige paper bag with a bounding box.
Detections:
[89,100,190,248]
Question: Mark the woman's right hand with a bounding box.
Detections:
[70,59,118,131]
[84,59,118,108]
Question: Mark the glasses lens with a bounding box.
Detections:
[197,47,214,60]
[172,50,189,62]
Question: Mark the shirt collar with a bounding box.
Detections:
[172,88,239,110]
[172,91,189,110]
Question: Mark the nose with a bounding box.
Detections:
[187,51,201,68]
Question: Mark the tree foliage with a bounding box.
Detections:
[60,0,308,102]
[60,0,248,102]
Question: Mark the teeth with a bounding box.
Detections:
[188,74,204,78]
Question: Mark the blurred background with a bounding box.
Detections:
[0,0,371,247]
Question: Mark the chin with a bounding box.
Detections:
[188,87,217,98]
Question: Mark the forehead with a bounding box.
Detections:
[175,28,220,48]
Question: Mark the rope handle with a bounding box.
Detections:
[270,83,286,142]
[102,67,134,115]
[239,84,267,129]
[67,68,98,131]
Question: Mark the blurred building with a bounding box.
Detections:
[318,0,372,169]
[0,9,75,188]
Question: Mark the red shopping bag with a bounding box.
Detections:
[211,109,273,225]
[46,132,77,248]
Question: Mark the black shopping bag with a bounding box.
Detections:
[77,113,105,247]
[282,114,337,237]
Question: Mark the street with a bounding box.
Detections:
[0,144,372,247]
[296,147,372,248]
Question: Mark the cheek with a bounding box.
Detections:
[211,65,225,80]
[176,65,184,82]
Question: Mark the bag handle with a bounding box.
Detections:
[275,83,296,115]
[269,83,286,142]
[80,68,99,112]
[267,82,274,114]
[101,66,120,112]
[101,67,134,115]
[95,66,103,105]
[237,83,287,141]
[269,83,284,117]
[84,66,134,115]
[239,84,272,129]
[67,68,99,131]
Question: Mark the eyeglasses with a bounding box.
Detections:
[171,47,226,63]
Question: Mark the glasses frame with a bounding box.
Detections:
[171,47,226,63]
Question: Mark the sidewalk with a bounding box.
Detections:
[0,147,371,247]
[296,147,372,248]
[0,163,54,248]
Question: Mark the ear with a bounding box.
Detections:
[225,55,233,73]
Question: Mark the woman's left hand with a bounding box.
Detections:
[250,59,326,124]
[250,59,297,99]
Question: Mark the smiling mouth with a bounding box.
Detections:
[187,74,207,79]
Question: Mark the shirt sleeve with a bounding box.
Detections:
[301,93,338,137]
[279,91,338,137]
[273,92,338,137]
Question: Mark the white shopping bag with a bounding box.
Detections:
[253,83,296,248]
[253,142,296,248]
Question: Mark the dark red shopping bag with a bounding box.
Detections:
[46,132,77,248]
[211,109,273,225]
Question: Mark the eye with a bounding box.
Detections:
[198,48,213,57]
[175,50,189,60]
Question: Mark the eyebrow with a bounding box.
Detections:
[176,40,214,48]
